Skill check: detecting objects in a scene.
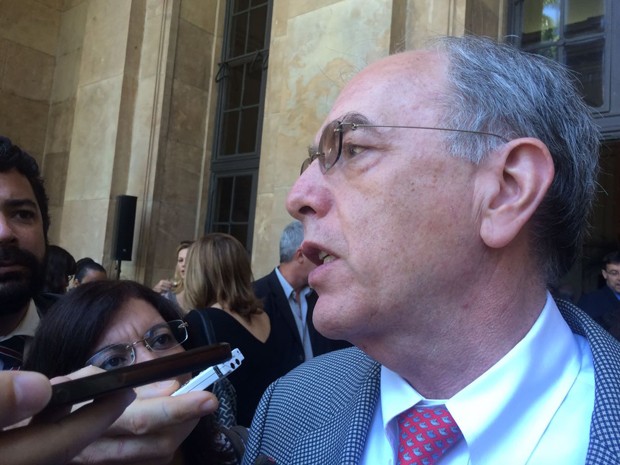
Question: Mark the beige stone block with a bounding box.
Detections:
[0,39,7,85]
[46,205,64,244]
[175,19,212,90]
[62,0,87,11]
[38,0,63,10]
[65,77,122,200]
[287,0,342,18]
[52,49,82,102]
[59,197,109,261]
[3,42,54,101]
[0,92,48,160]
[140,8,166,79]
[122,76,157,199]
[160,138,203,204]
[271,0,288,38]
[154,199,199,264]
[79,0,131,86]
[0,0,60,55]
[180,0,218,32]
[57,0,88,56]
[42,150,70,208]
[46,99,76,156]
[409,0,467,47]
[168,80,208,147]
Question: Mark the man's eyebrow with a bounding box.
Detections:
[3,198,39,210]
[340,112,372,125]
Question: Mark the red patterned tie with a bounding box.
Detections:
[396,405,462,465]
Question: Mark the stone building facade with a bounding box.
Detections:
[0,0,616,294]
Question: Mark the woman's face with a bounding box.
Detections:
[89,297,189,384]
[176,248,188,279]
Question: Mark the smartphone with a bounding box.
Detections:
[172,348,244,396]
[48,342,232,407]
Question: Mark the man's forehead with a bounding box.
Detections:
[315,50,447,138]
[0,169,37,201]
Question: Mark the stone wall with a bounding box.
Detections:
[0,0,507,284]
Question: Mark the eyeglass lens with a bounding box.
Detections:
[86,320,188,371]
[319,120,342,172]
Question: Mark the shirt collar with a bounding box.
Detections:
[275,266,295,300]
[274,266,312,301]
[380,292,583,463]
[0,300,40,341]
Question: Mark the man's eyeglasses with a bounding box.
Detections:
[605,269,620,277]
[86,320,189,371]
[301,120,509,174]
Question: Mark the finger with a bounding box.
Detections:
[133,379,180,399]
[73,391,216,464]
[48,365,105,387]
[0,371,51,427]
[107,390,218,435]
[0,388,135,465]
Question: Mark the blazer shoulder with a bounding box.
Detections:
[253,270,279,297]
[273,347,378,399]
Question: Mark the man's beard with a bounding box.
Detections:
[0,245,45,316]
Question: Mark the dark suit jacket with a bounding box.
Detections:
[578,286,620,335]
[253,270,350,374]
[243,299,620,465]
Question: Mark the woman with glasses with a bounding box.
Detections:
[24,280,237,465]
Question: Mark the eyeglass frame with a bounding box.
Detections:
[85,319,189,370]
[301,120,510,174]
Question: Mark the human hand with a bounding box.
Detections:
[71,379,219,464]
[153,279,173,294]
[0,368,135,465]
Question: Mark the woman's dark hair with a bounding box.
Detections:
[74,257,107,283]
[24,280,233,464]
[25,280,182,376]
[43,245,76,294]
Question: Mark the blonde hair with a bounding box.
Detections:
[173,240,192,294]
[184,233,262,318]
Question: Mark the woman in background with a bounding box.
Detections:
[184,233,283,426]
[154,240,192,310]
[24,280,237,465]
[42,245,76,294]
[72,257,107,287]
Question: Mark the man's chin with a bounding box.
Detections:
[0,281,34,316]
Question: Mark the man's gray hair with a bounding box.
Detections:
[428,35,600,284]
[279,220,304,263]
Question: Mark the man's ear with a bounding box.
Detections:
[478,138,554,249]
[295,248,305,263]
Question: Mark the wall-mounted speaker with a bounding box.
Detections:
[112,195,137,261]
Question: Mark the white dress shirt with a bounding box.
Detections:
[361,293,595,464]
[0,300,40,369]
[275,266,314,360]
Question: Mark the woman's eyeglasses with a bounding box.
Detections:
[85,320,189,371]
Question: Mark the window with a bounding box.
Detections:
[510,0,609,109]
[206,0,272,251]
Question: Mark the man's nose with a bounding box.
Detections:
[286,161,330,220]
[0,214,17,243]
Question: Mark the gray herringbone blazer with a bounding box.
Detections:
[243,300,620,465]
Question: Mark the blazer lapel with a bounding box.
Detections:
[268,271,303,347]
[292,358,381,465]
[556,299,620,465]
